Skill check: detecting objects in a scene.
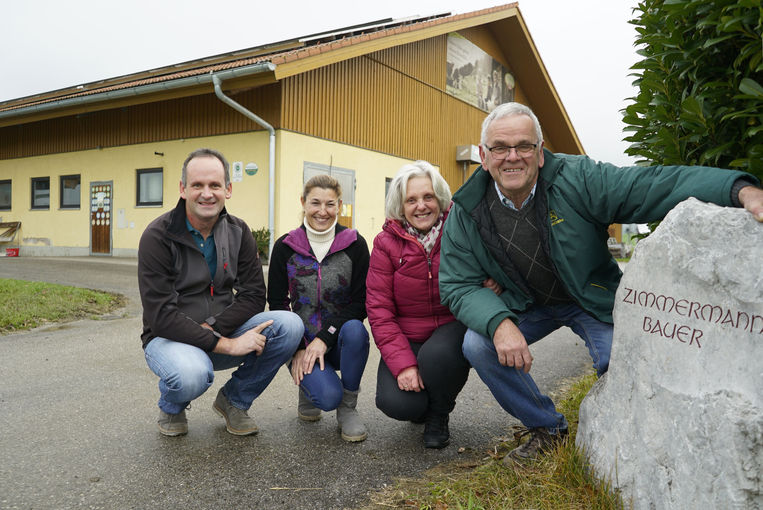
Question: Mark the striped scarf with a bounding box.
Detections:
[404,213,444,255]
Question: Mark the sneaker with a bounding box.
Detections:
[423,413,450,449]
[504,426,567,464]
[213,388,259,436]
[157,409,188,436]
[298,389,321,422]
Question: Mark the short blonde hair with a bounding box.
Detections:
[385,161,451,221]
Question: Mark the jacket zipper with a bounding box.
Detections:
[535,183,593,313]
[316,263,322,335]
[212,246,229,301]
[396,224,438,320]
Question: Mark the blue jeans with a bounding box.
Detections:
[297,320,369,411]
[463,303,612,431]
[144,310,303,414]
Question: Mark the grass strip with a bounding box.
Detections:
[0,278,125,334]
[361,373,624,510]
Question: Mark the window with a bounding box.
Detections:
[60,174,81,209]
[0,180,10,210]
[31,177,50,209]
[137,168,163,206]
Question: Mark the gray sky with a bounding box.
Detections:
[3,0,639,165]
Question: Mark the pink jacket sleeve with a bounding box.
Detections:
[366,233,418,378]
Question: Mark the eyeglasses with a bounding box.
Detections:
[486,143,538,157]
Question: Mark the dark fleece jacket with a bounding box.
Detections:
[138,198,265,351]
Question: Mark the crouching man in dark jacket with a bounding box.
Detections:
[138,148,303,437]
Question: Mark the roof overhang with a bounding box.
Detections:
[264,4,582,153]
[0,2,582,153]
[489,12,583,153]
[0,63,277,128]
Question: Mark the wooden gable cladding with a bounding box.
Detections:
[0,85,282,159]
[369,36,447,89]
[281,35,492,187]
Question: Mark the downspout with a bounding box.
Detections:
[211,73,276,261]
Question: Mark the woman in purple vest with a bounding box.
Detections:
[267,175,370,442]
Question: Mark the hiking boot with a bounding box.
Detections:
[336,389,367,442]
[157,409,188,436]
[213,388,259,436]
[298,389,322,422]
[423,413,450,449]
[504,426,568,464]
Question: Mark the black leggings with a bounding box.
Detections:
[375,321,470,420]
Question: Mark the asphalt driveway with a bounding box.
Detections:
[0,256,593,509]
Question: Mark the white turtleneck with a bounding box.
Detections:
[304,217,337,262]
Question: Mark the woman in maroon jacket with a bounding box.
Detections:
[367,161,499,448]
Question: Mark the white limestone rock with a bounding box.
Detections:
[577,198,762,510]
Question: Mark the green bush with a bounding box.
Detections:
[251,227,270,260]
[623,0,762,181]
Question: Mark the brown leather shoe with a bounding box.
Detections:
[157,409,188,436]
[504,427,567,464]
[213,388,259,436]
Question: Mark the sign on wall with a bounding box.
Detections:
[446,32,515,112]
[232,161,243,182]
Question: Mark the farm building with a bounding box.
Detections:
[0,2,582,257]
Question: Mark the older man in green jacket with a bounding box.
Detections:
[439,102,763,464]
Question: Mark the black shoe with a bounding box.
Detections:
[423,413,450,449]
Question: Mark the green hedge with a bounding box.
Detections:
[623,0,762,181]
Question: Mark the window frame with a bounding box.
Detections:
[31,176,50,210]
[59,174,81,209]
[136,167,163,207]
[0,179,11,211]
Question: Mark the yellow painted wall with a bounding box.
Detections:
[275,131,415,244]
[1,129,418,257]
[0,132,271,256]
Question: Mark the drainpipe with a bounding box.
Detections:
[211,73,276,261]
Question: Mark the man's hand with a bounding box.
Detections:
[482,277,503,296]
[397,366,425,392]
[493,319,533,373]
[739,185,763,222]
[212,319,273,356]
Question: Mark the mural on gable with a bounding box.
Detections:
[446,32,515,112]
